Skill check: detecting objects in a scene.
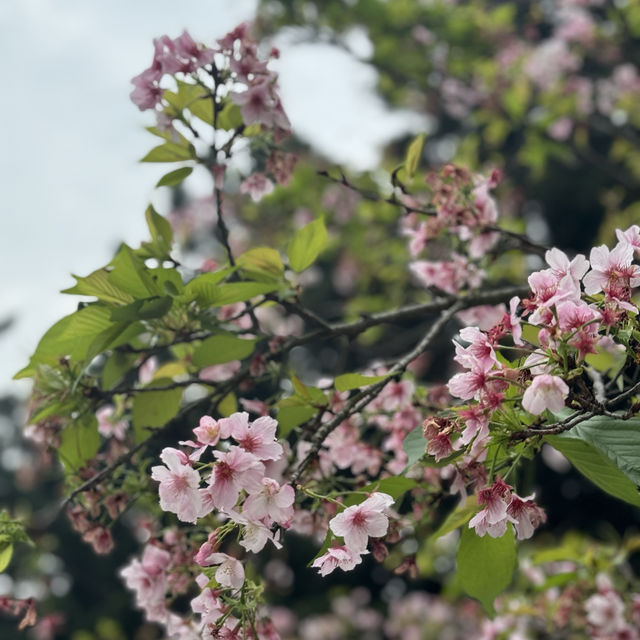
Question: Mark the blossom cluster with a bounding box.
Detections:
[424,224,640,538]
[405,166,501,295]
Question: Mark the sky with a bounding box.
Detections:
[0,0,423,395]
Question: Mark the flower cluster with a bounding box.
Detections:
[419,224,640,540]
[404,166,501,296]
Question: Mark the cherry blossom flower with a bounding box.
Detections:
[96,406,128,441]
[239,520,282,553]
[231,81,277,126]
[616,224,640,256]
[585,591,626,637]
[242,478,295,525]
[311,545,366,576]
[522,374,569,415]
[120,544,171,610]
[229,413,283,460]
[240,173,275,203]
[197,552,245,590]
[204,447,265,512]
[453,326,497,373]
[193,415,231,447]
[329,492,394,553]
[469,477,516,538]
[506,494,547,540]
[583,242,640,310]
[151,448,203,523]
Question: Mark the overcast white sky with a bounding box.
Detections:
[0,0,423,395]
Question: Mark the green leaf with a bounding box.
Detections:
[546,435,640,507]
[108,244,160,298]
[334,372,388,392]
[457,525,516,616]
[218,392,237,417]
[58,414,101,471]
[0,511,32,546]
[101,352,137,390]
[217,102,243,130]
[560,415,640,485]
[142,205,174,258]
[156,166,193,187]
[0,540,13,573]
[205,282,279,307]
[287,218,328,272]
[276,404,316,437]
[237,247,284,282]
[362,477,416,500]
[182,267,237,305]
[140,142,195,163]
[405,133,425,179]
[109,296,173,322]
[132,380,182,443]
[403,424,427,467]
[431,496,479,540]
[585,346,627,376]
[192,334,256,367]
[15,304,114,378]
[62,269,134,304]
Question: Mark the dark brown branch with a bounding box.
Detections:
[317,169,437,217]
[283,285,530,351]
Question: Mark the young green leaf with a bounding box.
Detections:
[237,247,284,282]
[405,133,425,179]
[140,142,195,163]
[431,496,479,540]
[287,218,328,272]
[58,415,101,471]
[402,424,427,467]
[192,334,256,367]
[156,166,193,187]
[457,525,516,616]
[334,372,388,392]
[132,380,183,443]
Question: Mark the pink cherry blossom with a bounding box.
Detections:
[239,520,282,553]
[205,446,265,512]
[231,81,277,126]
[583,242,640,310]
[329,492,394,553]
[130,68,164,111]
[447,369,492,401]
[469,477,516,538]
[151,448,203,523]
[240,173,275,203]
[120,544,171,610]
[506,494,547,540]
[616,224,640,256]
[454,326,497,373]
[242,478,294,526]
[229,413,283,460]
[585,591,626,637]
[197,552,245,590]
[311,545,366,576]
[522,374,569,415]
[96,405,129,440]
[193,415,232,447]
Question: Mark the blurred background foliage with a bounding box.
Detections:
[2,0,640,637]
